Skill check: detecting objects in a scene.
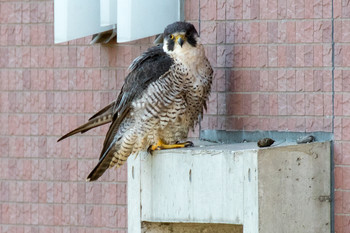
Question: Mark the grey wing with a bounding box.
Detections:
[86,46,175,181]
[87,70,184,181]
[98,45,173,157]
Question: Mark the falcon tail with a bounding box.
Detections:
[86,141,121,181]
[57,102,115,142]
[87,108,133,181]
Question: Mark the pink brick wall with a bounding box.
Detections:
[195,0,334,133]
[334,0,350,231]
[0,0,348,232]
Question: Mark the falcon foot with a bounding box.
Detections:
[148,140,194,152]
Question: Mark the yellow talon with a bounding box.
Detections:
[150,140,194,151]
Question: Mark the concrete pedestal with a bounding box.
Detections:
[128,141,331,233]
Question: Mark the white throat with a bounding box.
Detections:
[163,37,205,70]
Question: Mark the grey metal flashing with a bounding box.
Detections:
[200,129,333,144]
[331,0,335,230]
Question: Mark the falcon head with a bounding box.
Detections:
[163,22,199,53]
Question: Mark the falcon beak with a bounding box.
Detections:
[176,35,185,47]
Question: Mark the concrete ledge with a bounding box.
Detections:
[200,129,333,144]
[128,141,331,233]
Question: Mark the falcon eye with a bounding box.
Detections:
[170,34,174,40]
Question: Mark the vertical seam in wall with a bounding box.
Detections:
[331,0,335,135]
[331,0,335,231]
[198,0,201,36]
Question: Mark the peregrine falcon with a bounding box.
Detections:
[58,22,213,181]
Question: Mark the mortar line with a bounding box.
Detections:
[198,0,201,36]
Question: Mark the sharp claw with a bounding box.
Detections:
[147,146,153,155]
[184,141,194,147]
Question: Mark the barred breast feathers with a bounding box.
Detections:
[168,37,213,125]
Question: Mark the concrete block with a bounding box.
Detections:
[128,141,331,233]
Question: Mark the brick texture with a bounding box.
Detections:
[0,0,348,231]
[195,2,333,133]
[0,0,139,232]
[334,0,350,230]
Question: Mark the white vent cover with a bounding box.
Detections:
[54,0,183,44]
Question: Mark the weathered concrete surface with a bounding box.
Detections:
[258,142,331,233]
[141,222,243,233]
[138,145,259,233]
[128,141,331,233]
